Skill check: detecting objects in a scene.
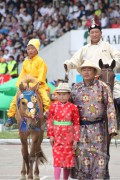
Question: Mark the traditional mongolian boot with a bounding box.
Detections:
[5,117,14,127]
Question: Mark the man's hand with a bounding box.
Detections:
[65,72,69,82]
[50,137,54,147]
[43,110,49,119]
[64,64,68,72]
[110,132,117,138]
[73,141,77,150]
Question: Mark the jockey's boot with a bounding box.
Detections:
[5,117,14,127]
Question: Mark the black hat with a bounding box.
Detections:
[88,18,101,32]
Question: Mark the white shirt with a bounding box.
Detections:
[19,14,32,23]
[65,39,120,71]
[101,17,109,28]
[64,39,120,98]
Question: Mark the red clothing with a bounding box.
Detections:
[47,101,80,167]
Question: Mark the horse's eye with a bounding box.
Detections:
[22,102,25,105]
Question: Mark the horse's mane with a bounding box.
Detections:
[19,75,38,92]
[20,75,37,84]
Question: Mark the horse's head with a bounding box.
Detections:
[99,59,116,90]
[17,76,42,130]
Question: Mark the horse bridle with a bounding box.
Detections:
[19,97,40,130]
[100,68,115,90]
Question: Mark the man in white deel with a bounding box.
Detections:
[64,19,120,100]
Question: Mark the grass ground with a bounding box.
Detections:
[0,130,19,139]
[0,129,47,139]
[0,129,119,139]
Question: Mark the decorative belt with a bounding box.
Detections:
[80,119,103,125]
[53,120,72,126]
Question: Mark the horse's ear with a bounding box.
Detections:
[99,59,103,69]
[32,82,41,92]
[19,82,25,92]
[110,59,116,69]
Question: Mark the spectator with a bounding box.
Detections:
[5,40,14,54]
[15,9,21,22]
[62,21,72,33]
[7,55,18,78]
[46,20,58,42]
[107,6,120,24]
[3,16,12,28]
[79,5,87,19]
[100,12,109,28]
[19,2,26,14]
[59,1,68,16]
[14,42,23,54]
[72,6,81,19]
[38,2,48,17]
[0,40,7,51]
[84,0,91,11]
[11,16,19,33]
[103,0,109,11]
[58,14,65,27]
[56,23,63,38]
[33,13,42,32]
[92,0,98,10]
[94,2,103,18]
[0,5,6,17]
[3,49,10,62]
[68,0,74,16]
[77,19,85,30]
[26,2,34,15]
[19,10,32,25]
[0,50,4,58]
[0,57,8,74]
[110,18,120,28]
[11,48,19,60]
[46,3,54,16]
[87,3,95,18]
[7,25,15,39]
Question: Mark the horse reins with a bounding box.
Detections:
[100,69,114,90]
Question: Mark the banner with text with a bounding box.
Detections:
[0,74,11,85]
[70,29,120,54]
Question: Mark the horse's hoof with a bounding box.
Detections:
[34,176,40,180]
[20,175,26,180]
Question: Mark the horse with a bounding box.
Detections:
[99,59,120,179]
[15,76,47,180]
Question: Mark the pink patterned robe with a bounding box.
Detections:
[47,101,80,168]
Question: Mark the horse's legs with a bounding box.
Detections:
[28,132,39,179]
[34,157,40,180]
[20,133,30,175]
[20,159,26,180]
[34,129,46,180]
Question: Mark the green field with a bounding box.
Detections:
[0,130,19,139]
[0,130,119,139]
[0,130,47,139]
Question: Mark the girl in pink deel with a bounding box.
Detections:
[47,83,80,180]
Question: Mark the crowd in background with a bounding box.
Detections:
[0,0,120,76]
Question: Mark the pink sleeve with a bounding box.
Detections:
[47,104,54,138]
[72,105,80,142]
